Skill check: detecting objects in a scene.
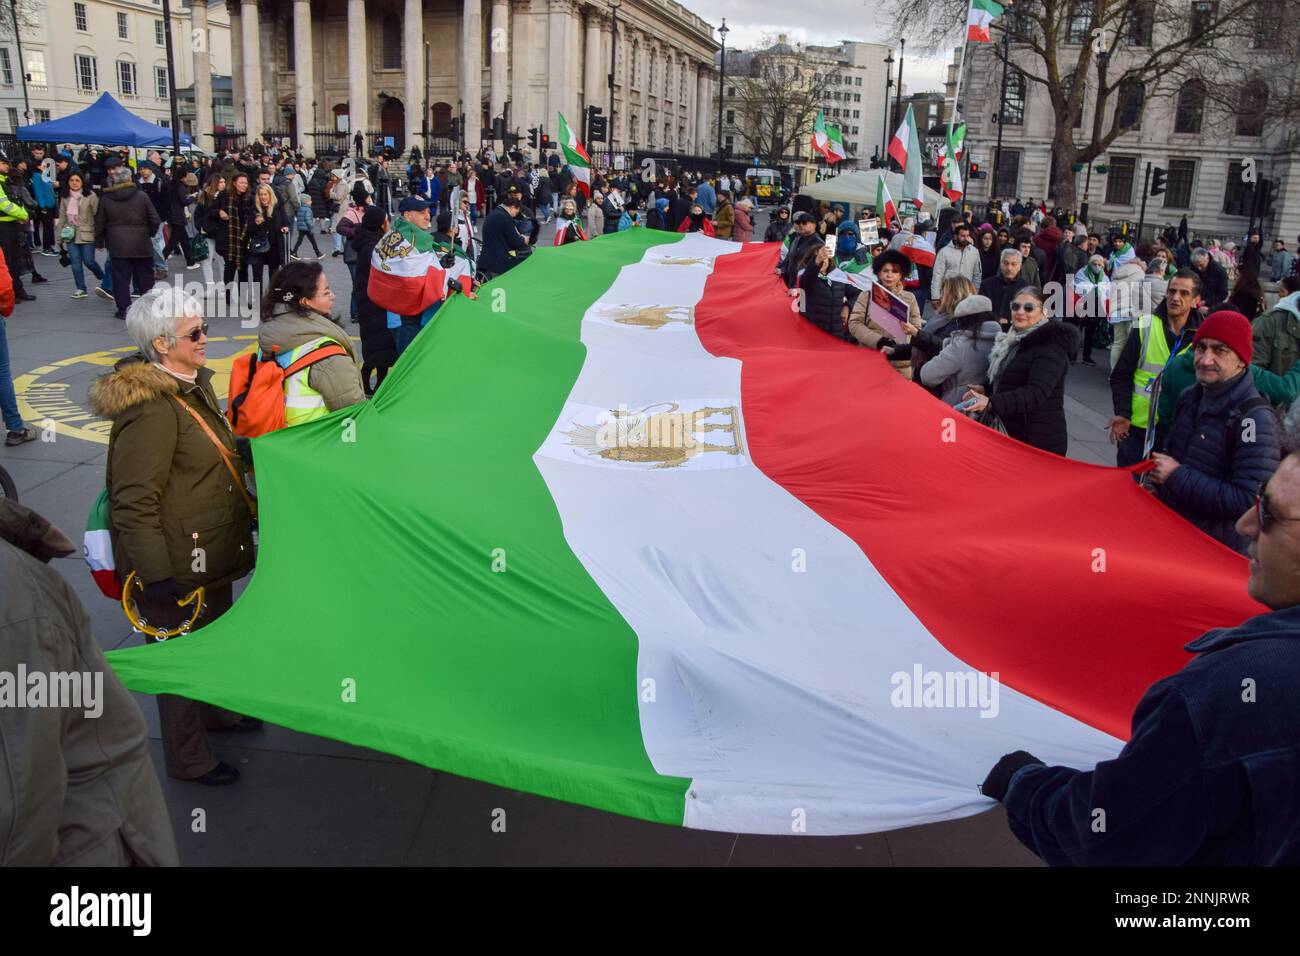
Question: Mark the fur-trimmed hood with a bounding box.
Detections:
[88,354,210,420]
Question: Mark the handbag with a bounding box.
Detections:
[59,224,76,241]
[977,403,1009,436]
[189,233,209,261]
[248,233,271,256]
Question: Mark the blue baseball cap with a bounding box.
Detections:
[398,195,432,213]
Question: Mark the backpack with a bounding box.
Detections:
[226,340,349,438]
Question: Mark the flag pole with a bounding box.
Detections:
[943,6,972,196]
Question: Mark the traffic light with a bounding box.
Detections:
[492,116,506,140]
[969,162,986,180]
[540,134,554,151]
[588,115,608,143]
[528,126,539,149]
[1150,165,1167,197]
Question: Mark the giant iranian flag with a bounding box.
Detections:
[107,232,1260,835]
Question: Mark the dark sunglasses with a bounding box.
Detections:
[1010,301,1039,312]
[180,322,209,343]
[1255,483,1300,534]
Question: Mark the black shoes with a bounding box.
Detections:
[31,273,48,284]
[193,761,240,786]
[1081,356,1097,366]
[16,292,35,301]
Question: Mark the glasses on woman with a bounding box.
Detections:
[1010,301,1039,313]
[180,322,209,343]
[1255,483,1300,534]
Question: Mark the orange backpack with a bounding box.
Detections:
[226,342,348,438]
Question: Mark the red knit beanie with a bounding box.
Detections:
[1192,310,1253,365]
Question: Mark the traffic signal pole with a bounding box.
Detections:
[1136,162,1151,243]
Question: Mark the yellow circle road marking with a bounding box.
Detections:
[14,335,360,446]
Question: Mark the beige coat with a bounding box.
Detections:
[0,499,179,866]
[55,191,99,245]
[848,286,923,379]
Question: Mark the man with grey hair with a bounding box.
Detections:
[1190,247,1229,309]
[95,162,161,320]
[978,247,1029,326]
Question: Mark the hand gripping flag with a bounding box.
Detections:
[889,105,924,206]
[812,111,848,164]
[557,112,592,198]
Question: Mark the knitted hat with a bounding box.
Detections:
[953,294,993,319]
[1192,310,1253,364]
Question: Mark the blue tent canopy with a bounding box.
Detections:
[16,92,193,148]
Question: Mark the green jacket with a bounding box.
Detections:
[0,172,30,223]
[1251,293,1300,377]
[1159,348,1300,427]
[89,356,255,591]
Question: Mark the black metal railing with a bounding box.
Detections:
[212,129,246,153]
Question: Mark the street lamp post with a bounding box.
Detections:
[161,0,182,157]
[880,51,894,160]
[609,0,620,152]
[893,38,905,166]
[716,18,728,164]
[991,28,1011,215]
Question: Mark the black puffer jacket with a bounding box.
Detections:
[93,182,161,259]
[798,260,842,338]
[988,321,1081,456]
[352,227,396,367]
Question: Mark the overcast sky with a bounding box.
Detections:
[687,0,951,94]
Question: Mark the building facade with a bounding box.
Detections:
[214,0,716,158]
[0,0,233,135]
[958,32,1300,242]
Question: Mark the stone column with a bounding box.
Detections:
[547,0,577,140]
[583,9,602,116]
[191,0,213,151]
[662,50,674,151]
[489,0,509,141]
[229,2,243,128]
[240,0,263,137]
[637,37,649,148]
[293,0,315,144]
[695,67,710,155]
[261,19,278,137]
[347,0,369,138]
[462,0,484,147]
[509,0,531,140]
[405,0,425,152]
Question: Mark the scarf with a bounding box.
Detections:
[687,212,705,232]
[153,361,197,385]
[985,317,1048,386]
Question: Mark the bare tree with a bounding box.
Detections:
[725,39,839,167]
[884,0,1300,208]
[0,0,41,42]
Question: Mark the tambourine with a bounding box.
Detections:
[121,571,205,640]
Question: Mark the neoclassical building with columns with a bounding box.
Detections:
[197,0,718,157]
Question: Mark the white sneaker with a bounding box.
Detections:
[94,287,112,300]
[130,292,142,298]
[186,262,201,270]
[70,289,88,299]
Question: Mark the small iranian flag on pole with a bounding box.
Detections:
[967,0,1004,42]
[889,106,924,206]
[557,112,592,198]
[940,122,967,201]
[811,111,848,164]
[876,174,898,228]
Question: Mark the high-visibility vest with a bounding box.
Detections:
[0,175,29,223]
[279,336,336,427]
[1131,316,1192,429]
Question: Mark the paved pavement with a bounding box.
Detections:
[1,212,1125,865]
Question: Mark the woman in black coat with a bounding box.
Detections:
[961,286,1080,456]
[160,168,197,267]
[245,182,290,294]
[351,206,396,396]
[797,243,844,339]
[216,173,257,305]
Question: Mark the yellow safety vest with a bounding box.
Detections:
[280,336,334,427]
[1131,315,1191,429]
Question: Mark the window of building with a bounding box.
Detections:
[778,65,786,79]
[74,2,87,32]
[117,59,136,97]
[1001,68,1025,125]
[855,76,862,86]
[853,109,859,118]
[5,107,16,131]
[155,64,169,99]
[75,53,98,92]
[117,12,129,40]
[1163,159,1195,209]
[1174,80,1205,134]
[25,51,46,90]
[1116,81,1144,129]
[1223,161,1253,215]
[1190,1,1219,45]
[726,109,734,124]
[155,19,165,46]
[35,108,49,123]
[1235,79,1268,136]
[1066,1,1091,44]
[381,15,401,69]
[1252,0,1283,47]
[727,86,735,96]
[724,134,733,155]
[994,148,1020,197]
[1105,155,1137,205]
[0,49,12,87]
[1125,1,1154,45]
[159,118,169,128]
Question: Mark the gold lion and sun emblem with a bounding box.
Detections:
[552,401,746,471]
[588,304,695,331]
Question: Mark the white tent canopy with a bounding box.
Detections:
[799,170,948,215]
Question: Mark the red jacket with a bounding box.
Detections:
[677,216,715,237]
[0,247,14,316]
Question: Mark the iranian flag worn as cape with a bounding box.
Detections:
[811,111,847,164]
[366,217,448,317]
[557,112,592,198]
[106,232,1261,835]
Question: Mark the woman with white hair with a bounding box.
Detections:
[553,198,587,246]
[732,198,754,243]
[88,286,257,787]
[1071,253,1111,366]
